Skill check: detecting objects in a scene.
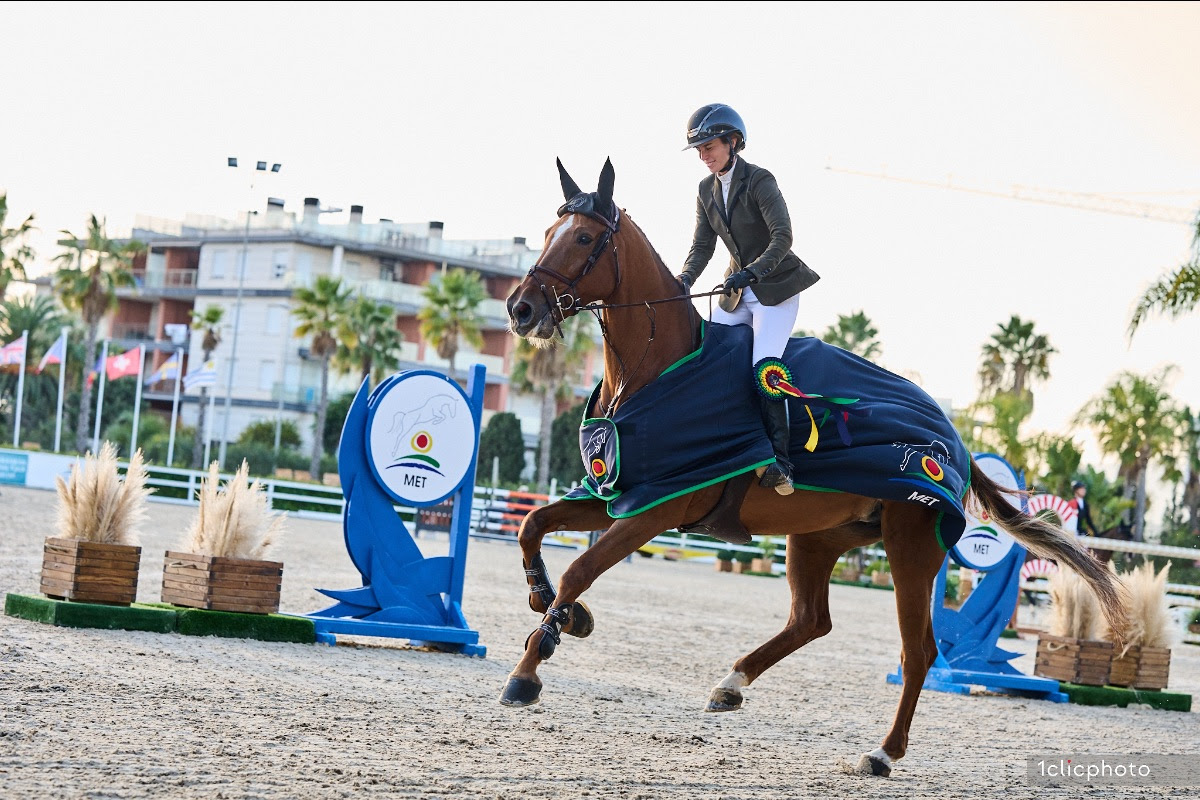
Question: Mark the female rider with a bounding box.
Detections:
[676,103,820,495]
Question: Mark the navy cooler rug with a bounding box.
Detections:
[565,322,972,550]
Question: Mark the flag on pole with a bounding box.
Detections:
[145,353,183,385]
[183,358,218,391]
[106,347,143,380]
[86,353,105,388]
[36,331,67,373]
[0,333,27,366]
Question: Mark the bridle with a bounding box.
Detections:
[524,192,622,335]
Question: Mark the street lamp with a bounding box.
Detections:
[270,301,293,456]
[217,157,281,469]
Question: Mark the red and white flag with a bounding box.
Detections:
[106,346,143,380]
[0,333,27,366]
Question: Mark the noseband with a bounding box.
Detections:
[525,193,621,331]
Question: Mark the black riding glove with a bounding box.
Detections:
[676,273,693,293]
[722,269,756,295]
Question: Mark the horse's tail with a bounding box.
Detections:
[968,458,1126,642]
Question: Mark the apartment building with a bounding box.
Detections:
[90,197,599,463]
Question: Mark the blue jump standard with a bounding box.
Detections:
[887,654,1068,703]
[300,367,487,657]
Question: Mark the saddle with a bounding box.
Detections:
[676,472,754,544]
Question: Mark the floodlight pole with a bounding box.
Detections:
[217,158,280,469]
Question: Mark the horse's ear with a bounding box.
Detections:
[597,157,615,210]
[557,158,583,202]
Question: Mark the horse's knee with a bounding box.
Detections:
[517,511,547,550]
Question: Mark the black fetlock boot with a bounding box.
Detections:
[758,396,794,495]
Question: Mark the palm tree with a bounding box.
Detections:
[1128,213,1200,338]
[189,305,224,469]
[1160,406,1200,536]
[417,268,485,381]
[53,215,144,453]
[0,194,36,301]
[293,275,354,480]
[511,313,596,490]
[0,295,67,353]
[796,310,882,359]
[1075,367,1182,541]
[978,314,1056,404]
[332,296,403,386]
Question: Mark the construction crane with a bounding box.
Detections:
[825,164,1198,226]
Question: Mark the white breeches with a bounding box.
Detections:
[708,288,800,365]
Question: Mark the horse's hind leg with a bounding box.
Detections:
[501,502,685,707]
[857,502,945,777]
[707,523,881,712]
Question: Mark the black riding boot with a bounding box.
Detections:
[758,396,794,495]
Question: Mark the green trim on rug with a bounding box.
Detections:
[607,460,776,519]
[659,321,706,377]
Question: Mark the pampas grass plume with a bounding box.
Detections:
[54,442,150,545]
[1100,561,1172,653]
[1046,567,1099,640]
[183,460,284,560]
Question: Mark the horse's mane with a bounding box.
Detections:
[619,209,673,283]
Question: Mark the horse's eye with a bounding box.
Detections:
[577,234,593,245]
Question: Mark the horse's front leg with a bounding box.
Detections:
[501,501,686,707]
[707,523,881,712]
[517,498,612,617]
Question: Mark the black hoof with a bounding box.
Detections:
[562,601,594,638]
[856,753,891,777]
[705,688,743,712]
[499,677,542,707]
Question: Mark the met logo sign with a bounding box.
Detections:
[366,372,479,506]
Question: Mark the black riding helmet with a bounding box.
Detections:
[683,103,747,152]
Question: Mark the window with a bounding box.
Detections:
[259,360,276,392]
[211,250,229,279]
[265,305,285,337]
[272,249,288,279]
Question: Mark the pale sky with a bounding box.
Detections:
[3,1,1199,498]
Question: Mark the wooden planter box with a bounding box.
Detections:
[714,560,733,573]
[1034,634,1113,686]
[161,551,283,614]
[871,571,893,587]
[1109,645,1171,690]
[40,537,141,606]
[734,560,754,574]
[751,558,775,573]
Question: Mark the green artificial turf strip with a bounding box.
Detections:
[4,593,177,633]
[172,607,315,644]
[1059,682,1192,713]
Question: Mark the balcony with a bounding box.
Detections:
[110,323,155,342]
[289,275,511,326]
[120,269,200,298]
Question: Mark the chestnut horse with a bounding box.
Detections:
[503,159,1123,777]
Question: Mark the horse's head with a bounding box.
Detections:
[507,158,619,342]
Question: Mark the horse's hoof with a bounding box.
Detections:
[705,687,743,712]
[855,752,891,777]
[499,677,542,707]
[562,601,594,638]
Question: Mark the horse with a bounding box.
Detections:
[502,158,1124,777]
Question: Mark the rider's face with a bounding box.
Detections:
[697,138,732,175]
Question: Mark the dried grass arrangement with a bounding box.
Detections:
[1100,562,1173,689]
[1047,567,1100,640]
[161,461,287,614]
[182,460,284,559]
[1034,567,1113,686]
[41,442,151,605]
[54,442,150,546]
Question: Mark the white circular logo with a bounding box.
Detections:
[952,454,1019,571]
[367,372,478,505]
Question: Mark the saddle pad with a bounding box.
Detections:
[564,321,971,550]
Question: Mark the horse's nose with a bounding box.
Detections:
[509,297,533,329]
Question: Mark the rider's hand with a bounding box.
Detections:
[675,273,693,293]
[722,269,756,295]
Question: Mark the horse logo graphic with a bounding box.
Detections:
[892,440,951,471]
[584,426,609,458]
[388,394,458,460]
